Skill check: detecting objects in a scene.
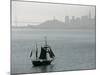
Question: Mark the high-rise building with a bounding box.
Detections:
[89,10,91,20]
[70,16,75,25]
[65,16,69,25]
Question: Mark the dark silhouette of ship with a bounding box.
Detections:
[30,37,55,66]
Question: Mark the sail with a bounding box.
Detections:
[48,47,55,58]
[36,48,38,60]
[30,50,32,57]
[50,48,55,57]
[39,47,47,59]
[36,43,38,60]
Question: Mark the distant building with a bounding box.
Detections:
[65,16,69,25]
[81,15,89,26]
[75,17,81,26]
[88,10,92,20]
[70,16,75,25]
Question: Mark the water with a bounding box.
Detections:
[11,28,96,74]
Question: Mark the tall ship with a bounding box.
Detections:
[30,37,55,66]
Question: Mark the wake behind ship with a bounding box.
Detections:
[30,37,55,66]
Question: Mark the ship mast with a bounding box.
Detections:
[44,36,55,59]
[36,42,38,60]
[44,36,48,47]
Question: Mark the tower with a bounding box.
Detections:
[65,16,69,25]
[89,9,91,20]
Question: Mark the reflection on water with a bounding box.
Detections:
[31,64,54,73]
[11,29,96,74]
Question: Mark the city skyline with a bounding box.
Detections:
[12,1,95,26]
[12,14,95,29]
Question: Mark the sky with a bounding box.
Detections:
[12,1,95,26]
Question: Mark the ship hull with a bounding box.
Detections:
[32,60,52,66]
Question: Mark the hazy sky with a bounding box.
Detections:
[12,1,95,26]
